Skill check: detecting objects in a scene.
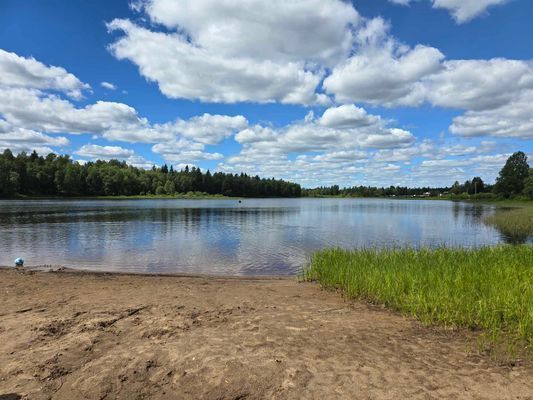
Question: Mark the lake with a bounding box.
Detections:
[0,198,510,275]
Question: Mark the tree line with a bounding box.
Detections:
[301,151,533,199]
[302,185,452,198]
[0,149,531,199]
[0,149,301,198]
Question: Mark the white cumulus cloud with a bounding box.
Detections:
[432,0,509,23]
[107,19,328,105]
[75,144,134,159]
[101,81,117,90]
[0,49,90,99]
[133,0,359,66]
[0,122,69,154]
[172,114,248,145]
[75,144,155,169]
[323,18,445,106]
[389,0,509,23]
[321,19,533,142]
[450,91,533,139]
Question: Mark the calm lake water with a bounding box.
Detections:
[0,198,511,275]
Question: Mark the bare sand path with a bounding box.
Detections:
[0,268,531,400]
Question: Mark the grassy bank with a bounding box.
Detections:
[305,246,533,359]
[484,202,533,243]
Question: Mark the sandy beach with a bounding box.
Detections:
[0,267,531,400]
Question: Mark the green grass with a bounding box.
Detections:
[305,246,533,359]
[484,203,533,243]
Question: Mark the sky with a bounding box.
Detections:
[0,0,532,188]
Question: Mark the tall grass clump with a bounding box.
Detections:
[305,246,532,358]
[485,204,533,243]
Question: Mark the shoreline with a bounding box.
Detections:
[0,265,294,281]
[0,268,531,399]
[2,195,531,202]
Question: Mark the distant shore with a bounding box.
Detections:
[3,194,532,203]
[0,267,531,399]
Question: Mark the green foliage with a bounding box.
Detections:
[450,180,462,195]
[449,192,470,200]
[469,192,497,200]
[305,246,533,358]
[8,171,21,194]
[164,180,176,195]
[0,150,17,196]
[524,172,533,199]
[0,149,302,198]
[466,177,485,195]
[494,151,530,198]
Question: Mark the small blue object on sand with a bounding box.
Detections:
[14,258,24,267]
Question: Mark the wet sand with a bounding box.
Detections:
[0,267,531,400]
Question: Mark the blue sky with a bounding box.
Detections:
[0,0,532,188]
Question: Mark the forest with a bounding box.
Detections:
[0,149,531,199]
[0,149,301,198]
